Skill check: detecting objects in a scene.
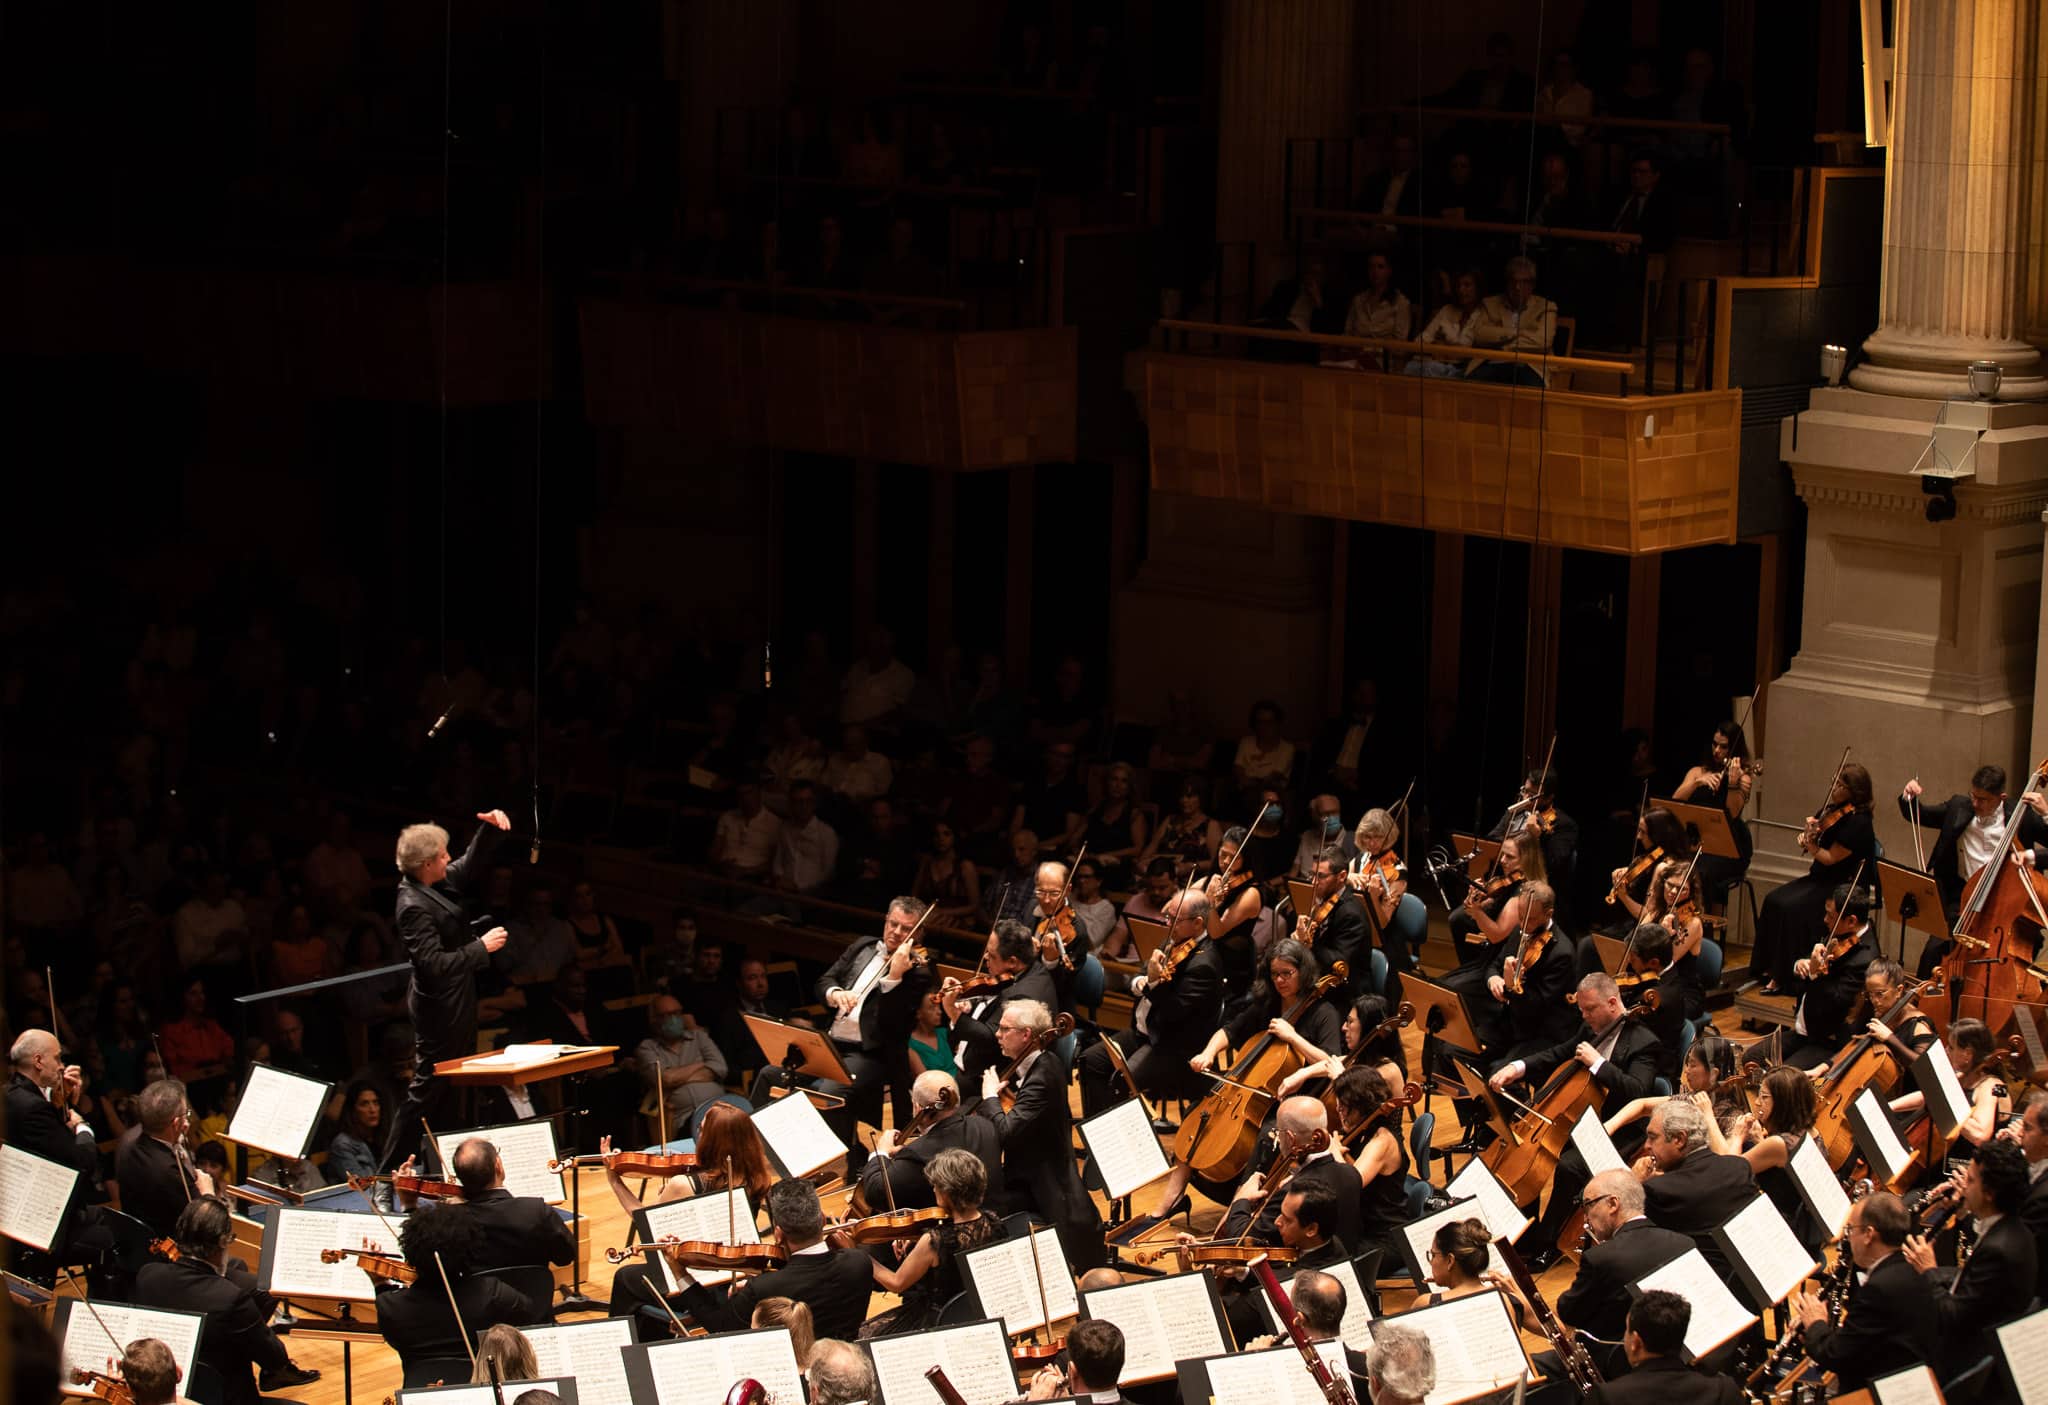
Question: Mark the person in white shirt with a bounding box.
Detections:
[1405,269,1486,377]
[712,780,783,880]
[772,782,840,895]
[840,628,915,726]
[1467,256,1557,385]
[1343,251,1413,344]
[820,724,893,804]
[1292,794,1356,879]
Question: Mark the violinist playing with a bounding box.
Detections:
[1076,885,1222,1120]
[1613,924,1688,1086]
[1219,1181,1351,1344]
[1489,767,1579,895]
[842,1148,1001,1337]
[1886,1016,2012,1167]
[1478,880,1578,1058]
[973,998,1104,1268]
[859,1070,1001,1212]
[1210,1095,1362,1259]
[1444,831,1544,976]
[1637,860,1707,1021]
[1601,807,1692,934]
[1752,762,1876,993]
[673,1179,878,1343]
[116,1338,188,1405]
[1348,808,1414,993]
[135,1196,319,1405]
[1031,861,1088,1010]
[1807,957,1938,1078]
[373,1203,543,1382]
[1203,825,1269,996]
[1296,847,1369,1000]
[1673,719,1758,899]
[1784,882,1880,1069]
[1489,971,1665,1263]
[943,920,1060,1085]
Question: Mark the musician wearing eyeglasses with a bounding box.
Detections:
[1903,1140,2039,1395]
[974,998,1104,1267]
[1789,1192,1936,1392]
[1488,767,1579,897]
[1554,1170,1694,1353]
[943,920,1060,1085]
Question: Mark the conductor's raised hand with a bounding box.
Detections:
[477,809,512,831]
[480,926,510,954]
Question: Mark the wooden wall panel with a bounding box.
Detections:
[1142,353,1740,556]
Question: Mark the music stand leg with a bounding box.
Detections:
[338,1302,354,1405]
[553,1089,604,1315]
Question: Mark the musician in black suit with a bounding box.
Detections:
[6,1028,106,1257]
[858,1069,1002,1210]
[1488,768,1580,898]
[1588,1290,1742,1405]
[1222,1180,1352,1343]
[1022,1318,1128,1405]
[674,1178,875,1341]
[374,1202,545,1380]
[1906,1139,2040,1394]
[1899,768,2041,963]
[1214,1096,1364,1255]
[1634,1097,1756,1280]
[973,997,1105,1268]
[2015,1095,2048,1300]
[133,1197,318,1405]
[438,1136,575,1272]
[381,810,512,1170]
[1792,1191,1937,1392]
[1298,849,1370,1000]
[1783,883,1879,1069]
[1076,886,1222,1119]
[114,1080,215,1236]
[943,920,1061,1085]
[1556,1170,1695,1350]
[752,895,931,1163]
[1491,971,1665,1258]
[1476,880,1579,1060]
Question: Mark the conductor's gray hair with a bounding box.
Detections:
[395,823,449,877]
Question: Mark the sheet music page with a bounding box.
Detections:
[749,1089,844,1179]
[2017,1009,2048,1075]
[1256,1259,1376,1349]
[399,1379,572,1405]
[961,1228,1077,1335]
[1788,1134,1853,1236]
[226,1063,330,1159]
[1569,1107,1629,1177]
[636,1328,804,1405]
[435,1121,564,1203]
[1998,1306,2048,1405]
[1871,1364,1945,1405]
[263,1208,401,1300]
[1204,1341,1352,1405]
[527,1320,636,1405]
[58,1302,202,1396]
[1919,1044,1972,1134]
[1400,1198,1507,1282]
[0,1143,80,1251]
[1081,1271,1229,1383]
[1078,1097,1171,1202]
[1375,1290,1528,1405]
[1719,1195,1818,1305]
[1445,1159,1532,1242]
[1851,1087,1912,1181]
[868,1320,1018,1405]
[638,1189,759,1292]
[1634,1248,1755,1360]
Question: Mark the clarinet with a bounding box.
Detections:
[1251,1254,1359,1405]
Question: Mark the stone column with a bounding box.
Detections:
[1851,0,2048,399]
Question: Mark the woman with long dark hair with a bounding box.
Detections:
[1751,763,1876,991]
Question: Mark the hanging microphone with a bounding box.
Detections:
[428,703,458,739]
[529,787,542,865]
[763,640,773,690]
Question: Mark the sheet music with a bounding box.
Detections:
[1718,1195,1818,1306]
[867,1320,1017,1405]
[57,1302,202,1397]
[1205,1341,1352,1405]
[1569,1107,1629,1177]
[749,1089,844,1179]
[637,1189,759,1292]
[469,1044,593,1067]
[1078,1097,1171,1202]
[1871,1364,1945,1405]
[1374,1290,1528,1405]
[1998,1305,2048,1405]
[1918,1044,1972,1135]
[2017,1008,2048,1076]
[1445,1159,1532,1242]
[1256,1259,1375,1348]
[434,1121,564,1203]
[228,1063,331,1159]
[1400,1198,1507,1283]
[1788,1135,1853,1236]
[633,1327,804,1405]
[1634,1248,1755,1361]
[0,1142,80,1251]
[260,1208,401,1301]
[399,1380,573,1405]
[961,1227,1078,1335]
[1081,1270,1230,1383]
[527,1320,635,1405]
[1851,1087,1912,1181]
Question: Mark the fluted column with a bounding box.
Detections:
[1851,0,2048,399]
[1214,0,1359,252]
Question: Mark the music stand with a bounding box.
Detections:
[1287,879,1316,918]
[1878,861,1947,965]
[1453,834,1503,879]
[1660,798,1740,859]
[1124,917,1168,963]
[1453,1058,1517,1151]
[740,1014,854,1086]
[1404,973,1483,1124]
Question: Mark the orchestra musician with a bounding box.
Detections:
[1782,882,1879,1069]
[1613,925,1688,1087]
[373,1203,545,1382]
[672,1178,877,1341]
[1408,1219,1539,1329]
[1789,1191,1938,1392]
[1366,1323,1437,1405]
[1636,860,1707,1021]
[1475,879,1577,1060]
[1903,1140,2039,1394]
[1213,1095,1362,1254]
[599,1101,776,1216]
[1296,847,1369,1000]
[394,1136,574,1273]
[1031,861,1091,989]
[1328,1065,1411,1265]
[1702,1065,1826,1254]
[1220,1181,1350,1343]
[1349,808,1413,997]
[112,1078,217,1238]
[1750,762,1875,993]
[846,1147,1002,1336]
[119,1339,188,1405]
[1554,1170,1694,1355]
[382,810,513,1170]
[859,1070,1002,1211]
[1604,1035,1750,1148]
[942,920,1060,1086]
[1076,885,1222,1120]
[1672,720,1757,902]
[1591,1290,1743,1405]
[1899,766,2041,970]
[1630,1098,1757,1278]
[1023,1320,1128,1404]
[2008,1095,2048,1300]
[1886,1017,2012,1165]
[1191,940,1347,1081]
[1602,807,1693,932]
[1281,992,1409,1100]
[1446,831,1543,970]
[134,1196,319,1404]
[1203,825,1269,995]
[1490,767,1579,896]
[972,997,1105,1267]
[6,1028,107,1258]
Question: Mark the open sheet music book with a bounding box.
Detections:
[468,1044,605,1068]
[1788,1134,1853,1236]
[749,1087,845,1179]
[1373,1289,1532,1405]
[1253,1256,1376,1349]
[525,1319,636,1405]
[1996,1304,2048,1405]
[1444,1159,1532,1243]
[961,1226,1078,1336]
[257,1207,402,1301]
[1078,1269,1233,1384]
[1870,1364,1946,1405]
[56,1302,204,1398]
[1399,1197,1508,1284]
[1569,1107,1630,1176]
[1850,1087,1913,1183]
[1190,1341,1354,1405]
[622,1326,804,1405]
[635,1188,759,1292]
[1631,1247,1756,1362]
[435,1119,564,1203]
[227,1063,333,1160]
[866,1319,1018,1405]
[0,1142,80,1251]
[1078,1095,1172,1202]
[1711,1194,1821,1311]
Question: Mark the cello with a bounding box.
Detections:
[1171,964,1348,1182]
[1811,974,1944,1169]
[1936,755,2048,1037]
[1481,1058,1608,1207]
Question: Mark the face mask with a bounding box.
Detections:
[659,1015,688,1040]
[1321,815,1343,838]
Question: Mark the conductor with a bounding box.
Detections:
[380,809,513,1170]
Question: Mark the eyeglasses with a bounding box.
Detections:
[1577,1192,1619,1211]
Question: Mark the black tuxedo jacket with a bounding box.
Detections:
[1519,1021,1662,1105]
[856,1110,1004,1210]
[1556,1217,1694,1344]
[817,935,929,1053]
[1310,892,1371,998]
[1487,926,1579,1047]
[976,1048,1103,1266]
[1217,1155,1363,1257]
[456,1187,576,1269]
[1900,793,2044,917]
[1932,1213,2039,1381]
[679,1244,875,1342]
[1803,1252,1938,1391]
[135,1258,293,1405]
[1789,929,1876,1048]
[396,821,501,1057]
[6,1071,101,1237]
[2022,1164,2048,1301]
[1135,940,1224,1059]
[1644,1153,1756,1239]
[950,963,1061,1083]
[1588,1354,1741,1405]
[113,1127,194,1237]
[375,1274,542,1368]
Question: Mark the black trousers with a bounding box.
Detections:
[1075,1028,1205,1121]
[380,1029,474,1172]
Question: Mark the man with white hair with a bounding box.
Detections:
[975,998,1105,1267]
[7,1028,104,1248]
[858,1069,1001,1210]
[1366,1322,1436,1405]
[380,808,513,1171]
[805,1339,877,1405]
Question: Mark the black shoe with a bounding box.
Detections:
[1523,1245,1562,1273]
[259,1364,320,1391]
[1151,1117,1180,1134]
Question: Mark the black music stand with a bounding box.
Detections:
[1878,860,1947,965]
[1402,973,1483,1127]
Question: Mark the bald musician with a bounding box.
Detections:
[858,1070,1001,1211]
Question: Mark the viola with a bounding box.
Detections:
[606,1237,789,1274]
[70,1369,135,1405]
[320,1247,417,1285]
[1521,806,1559,838]
[1604,846,1664,906]
[1339,1084,1422,1149]
[550,1150,701,1178]
[1357,848,1402,900]
[148,1236,180,1262]
[1297,890,1341,944]
[829,1205,947,1245]
[347,1172,463,1201]
[996,1013,1076,1112]
[1504,925,1553,995]
[893,1083,960,1149]
[1036,905,1079,971]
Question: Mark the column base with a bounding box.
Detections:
[1851,328,2048,401]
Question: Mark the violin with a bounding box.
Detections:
[1604,846,1664,906]
[348,1171,464,1201]
[1356,848,1402,899]
[1131,1237,1300,1270]
[828,1205,947,1245]
[1037,905,1079,971]
[550,1149,701,1178]
[70,1370,135,1405]
[1150,929,1206,984]
[605,1237,789,1274]
[320,1247,418,1285]
[1504,925,1554,995]
[1802,801,1857,852]
[997,1013,1076,1113]
[1297,890,1341,944]
[893,1083,959,1149]
[148,1236,180,1262]
[1521,805,1559,837]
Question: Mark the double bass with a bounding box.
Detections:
[1936,756,2048,1037]
[1171,964,1348,1182]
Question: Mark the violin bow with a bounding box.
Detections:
[1812,747,1853,832]
[1048,843,1086,964]
[432,1251,480,1375]
[638,1274,692,1336]
[1530,735,1557,817]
